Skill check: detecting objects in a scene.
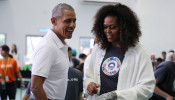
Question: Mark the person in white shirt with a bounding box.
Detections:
[84,3,155,100]
[31,3,76,100]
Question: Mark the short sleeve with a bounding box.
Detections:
[13,59,19,73]
[32,46,55,78]
[154,63,168,83]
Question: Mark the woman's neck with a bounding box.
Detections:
[112,43,120,47]
[3,56,9,60]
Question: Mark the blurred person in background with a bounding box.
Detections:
[151,53,157,69]
[150,53,175,100]
[11,44,20,67]
[76,63,84,76]
[65,66,84,100]
[169,50,174,53]
[154,58,163,70]
[66,47,84,100]
[157,58,163,67]
[68,47,74,67]
[76,53,87,75]
[166,52,174,62]
[22,81,35,100]
[162,51,166,61]
[79,53,87,64]
[72,49,80,68]
[0,44,25,100]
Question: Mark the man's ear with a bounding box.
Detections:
[51,18,57,26]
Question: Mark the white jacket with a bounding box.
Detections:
[83,43,155,100]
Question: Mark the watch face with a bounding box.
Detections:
[102,57,121,76]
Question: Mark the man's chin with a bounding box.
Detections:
[66,36,72,39]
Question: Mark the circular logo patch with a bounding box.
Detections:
[102,57,121,76]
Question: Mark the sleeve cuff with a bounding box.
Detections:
[32,71,48,78]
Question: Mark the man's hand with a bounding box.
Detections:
[96,91,117,100]
[87,82,100,95]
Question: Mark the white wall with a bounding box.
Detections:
[0,0,175,65]
[139,0,175,57]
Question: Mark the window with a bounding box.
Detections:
[79,37,94,55]
[0,33,6,46]
[25,35,43,64]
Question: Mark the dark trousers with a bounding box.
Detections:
[0,82,17,100]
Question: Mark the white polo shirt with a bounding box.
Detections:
[32,29,69,100]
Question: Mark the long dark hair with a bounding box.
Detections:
[92,3,141,53]
[1,45,13,58]
[11,44,17,54]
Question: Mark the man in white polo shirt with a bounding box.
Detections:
[31,3,76,100]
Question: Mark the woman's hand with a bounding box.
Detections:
[87,82,100,95]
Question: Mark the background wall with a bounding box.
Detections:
[0,0,175,66]
[139,0,175,57]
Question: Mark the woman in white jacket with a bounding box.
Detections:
[84,3,155,100]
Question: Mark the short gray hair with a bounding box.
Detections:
[166,52,174,61]
[52,3,74,18]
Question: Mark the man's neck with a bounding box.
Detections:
[58,36,66,45]
[61,39,66,45]
[51,29,66,45]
